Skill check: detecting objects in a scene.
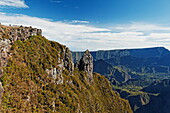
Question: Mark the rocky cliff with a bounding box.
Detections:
[0,24,132,113]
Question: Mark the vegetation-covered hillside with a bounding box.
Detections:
[0,35,132,113]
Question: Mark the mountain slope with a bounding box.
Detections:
[0,25,132,113]
[136,79,170,113]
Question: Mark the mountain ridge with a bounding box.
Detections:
[72,47,169,62]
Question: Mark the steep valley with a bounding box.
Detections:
[72,47,170,113]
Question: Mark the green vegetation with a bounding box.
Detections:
[0,36,132,113]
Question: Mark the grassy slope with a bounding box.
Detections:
[0,36,132,113]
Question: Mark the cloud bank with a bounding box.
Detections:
[0,12,170,51]
[0,0,28,8]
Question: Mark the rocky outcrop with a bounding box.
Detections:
[0,25,42,41]
[46,47,74,84]
[46,67,63,83]
[0,82,4,104]
[63,47,74,73]
[0,39,11,77]
[76,50,93,82]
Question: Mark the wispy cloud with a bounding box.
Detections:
[69,20,90,24]
[0,0,28,8]
[112,22,170,32]
[0,12,170,51]
[50,0,61,3]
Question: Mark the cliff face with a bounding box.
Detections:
[45,46,74,84]
[72,47,169,62]
[0,24,132,113]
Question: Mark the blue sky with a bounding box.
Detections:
[0,0,170,51]
[3,0,170,25]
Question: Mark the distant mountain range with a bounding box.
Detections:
[72,47,170,113]
[72,47,170,62]
[72,47,170,81]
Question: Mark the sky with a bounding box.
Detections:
[0,0,170,51]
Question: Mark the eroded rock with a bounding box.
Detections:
[76,50,93,82]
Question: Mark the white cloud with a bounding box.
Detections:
[0,12,170,51]
[0,0,28,8]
